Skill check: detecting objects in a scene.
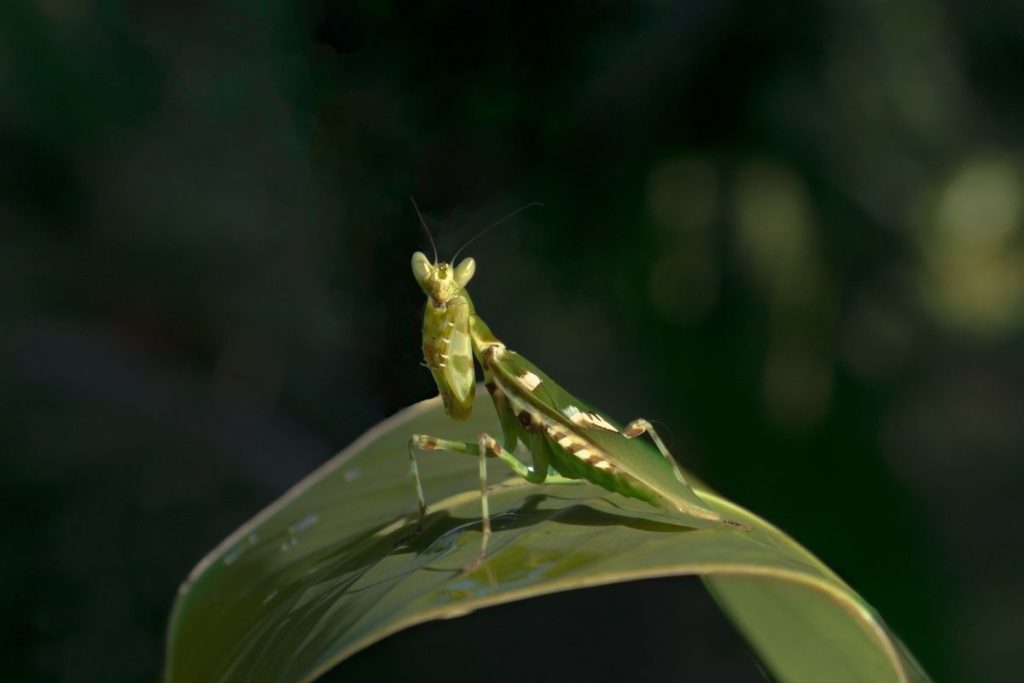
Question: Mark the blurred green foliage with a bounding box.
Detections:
[2,1,1023,681]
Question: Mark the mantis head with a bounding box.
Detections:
[411,252,476,308]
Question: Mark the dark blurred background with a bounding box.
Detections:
[3,1,1023,681]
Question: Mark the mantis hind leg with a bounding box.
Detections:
[621,419,749,531]
[621,419,691,486]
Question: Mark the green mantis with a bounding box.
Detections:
[407,226,745,571]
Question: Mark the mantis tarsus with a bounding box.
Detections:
[407,239,745,572]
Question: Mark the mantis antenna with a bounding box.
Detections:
[409,196,438,265]
[450,202,544,263]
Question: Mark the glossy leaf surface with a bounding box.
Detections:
[164,392,929,683]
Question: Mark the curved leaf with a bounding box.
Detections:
[164,391,930,683]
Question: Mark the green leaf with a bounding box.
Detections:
[164,391,930,683]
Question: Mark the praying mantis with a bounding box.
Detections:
[406,213,745,571]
